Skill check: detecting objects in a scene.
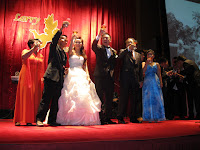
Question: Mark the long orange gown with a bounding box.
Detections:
[14,49,44,124]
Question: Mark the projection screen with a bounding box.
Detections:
[165,0,200,68]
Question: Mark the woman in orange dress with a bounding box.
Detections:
[14,39,44,126]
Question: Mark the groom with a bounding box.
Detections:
[92,27,117,124]
[36,21,69,126]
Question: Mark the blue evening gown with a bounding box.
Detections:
[142,63,166,121]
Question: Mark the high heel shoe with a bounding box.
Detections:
[15,122,20,126]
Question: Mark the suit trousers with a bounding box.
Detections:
[186,84,200,118]
[94,75,114,120]
[36,78,62,123]
[118,71,142,120]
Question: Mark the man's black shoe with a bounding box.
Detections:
[100,119,105,125]
[195,116,200,120]
[104,119,117,124]
[130,119,142,123]
[49,122,61,126]
[187,116,195,120]
[118,119,125,124]
[178,116,186,120]
[26,123,34,126]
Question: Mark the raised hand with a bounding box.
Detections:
[72,31,78,39]
[62,21,70,28]
[101,24,106,30]
[99,24,107,36]
[99,28,106,37]
[146,58,153,64]
[33,41,40,52]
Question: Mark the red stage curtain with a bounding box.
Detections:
[0,0,136,110]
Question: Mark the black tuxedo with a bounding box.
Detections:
[92,39,117,121]
[182,59,200,119]
[160,66,171,119]
[117,48,143,121]
[36,30,67,123]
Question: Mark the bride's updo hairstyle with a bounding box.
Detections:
[74,36,87,63]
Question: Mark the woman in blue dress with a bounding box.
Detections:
[142,49,165,122]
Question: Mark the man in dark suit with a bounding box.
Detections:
[167,57,187,120]
[117,38,143,124]
[92,28,117,124]
[36,21,69,126]
[176,56,200,120]
[159,57,172,119]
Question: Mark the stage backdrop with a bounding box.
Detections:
[0,0,136,110]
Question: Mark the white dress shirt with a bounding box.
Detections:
[128,47,136,59]
[96,35,111,58]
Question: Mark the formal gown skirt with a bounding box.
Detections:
[56,55,101,125]
[142,64,166,121]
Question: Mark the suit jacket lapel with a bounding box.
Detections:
[128,49,135,64]
[110,48,113,55]
[56,46,65,69]
[135,52,138,64]
[57,48,62,62]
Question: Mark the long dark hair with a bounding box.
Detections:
[27,39,35,49]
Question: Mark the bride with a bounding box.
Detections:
[56,33,101,126]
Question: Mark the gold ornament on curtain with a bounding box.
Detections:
[29,14,59,49]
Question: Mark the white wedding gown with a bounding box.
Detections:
[56,55,101,125]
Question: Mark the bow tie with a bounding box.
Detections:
[104,46,110,49]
